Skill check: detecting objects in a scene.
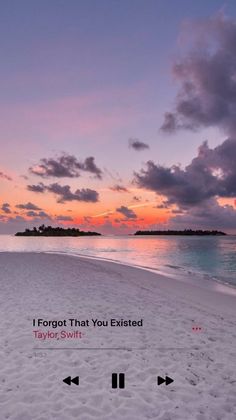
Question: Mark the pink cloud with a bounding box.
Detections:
[0,170,12,181]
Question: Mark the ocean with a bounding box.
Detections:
[1,234,236,291]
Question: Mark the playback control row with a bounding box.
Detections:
[63,373,174,389]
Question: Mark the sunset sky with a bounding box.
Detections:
[1,0,236,234]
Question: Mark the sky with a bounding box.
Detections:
[1,0,236,234]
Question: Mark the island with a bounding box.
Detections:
[15,225,101,237]
[134,229,226,236]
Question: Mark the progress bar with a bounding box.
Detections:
[33,346,198,351]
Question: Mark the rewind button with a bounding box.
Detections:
[63,376,79,386]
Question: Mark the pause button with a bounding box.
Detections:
[112,373,125,389]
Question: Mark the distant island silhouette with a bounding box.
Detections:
[134,229,226,236]
[15,225,101,237]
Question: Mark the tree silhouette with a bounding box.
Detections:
[134,229,226,236]
[15,225,101,237]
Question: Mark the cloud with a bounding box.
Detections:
[135,138,236,208]
[27,182,99,203]
[116,205,137,219]
[110,184,129,193]
[134,138,236,230]
[27,183,46,193]
[26,210,51,219]
[15,207,71,222]
[29,154,102,179]
[0,171,12,181]
[1,203,11,214]
[156,203,168,209]
[161,112,179,133]
[38,211,51,218]
[156,14,236,231]
[26,211,38,217]
[80,157,103,179]
[129,138,149,151]
[25,211,38,217]
[55,215,73,221]
[161,14,236,136]
[170,199,236,231]
[47,183,99,203]
[16,202,42,210]
[171,209,184,214]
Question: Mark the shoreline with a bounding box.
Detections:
[1,234,236,292]
[42,250,236,298]
[1,251,236,318]
[35,251,236,314]
[1,248,236,297]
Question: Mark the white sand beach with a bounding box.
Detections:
[0,252,236,420]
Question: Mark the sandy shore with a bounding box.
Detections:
[0,252,236,420]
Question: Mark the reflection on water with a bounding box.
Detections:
[0,234,236,288]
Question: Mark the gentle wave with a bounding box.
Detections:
[42,249,236,297]
[0,235,236,293]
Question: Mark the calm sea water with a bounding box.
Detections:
[0,234,236,289]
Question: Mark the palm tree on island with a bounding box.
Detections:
[15,224,101,237]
